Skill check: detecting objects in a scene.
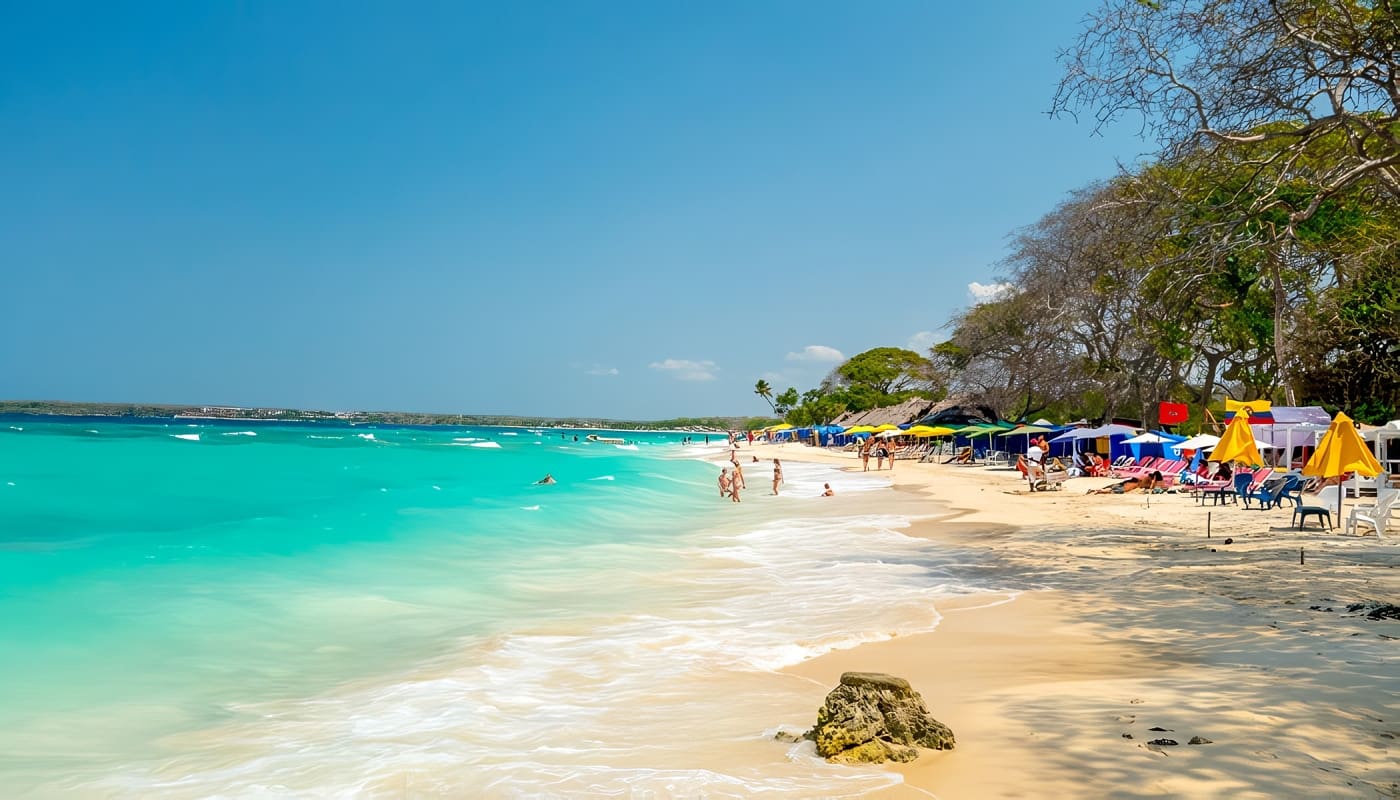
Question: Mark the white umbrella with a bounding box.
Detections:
[1121,432,1171,444]
[1172,434,1221,451]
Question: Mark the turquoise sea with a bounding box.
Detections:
[1,418,993,797]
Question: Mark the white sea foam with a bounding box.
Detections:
[7,426,21,431]
[469,441,502,449]
[614,443,639,451]
[431,486,441,491]
[589,475,616,481]
[520,505,541,511]
[356,433,377,441]
[306,435,343,440]
[452,437,483,442]
[171,434,201,442]
[500,432,519,436]
[222,431,257,437]
[80,490,987,798]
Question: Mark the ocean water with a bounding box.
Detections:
[0,418,993,797]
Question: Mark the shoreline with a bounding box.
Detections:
[748,440,1399,798]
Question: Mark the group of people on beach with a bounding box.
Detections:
[859,438,895,472]
[718,457,786,502]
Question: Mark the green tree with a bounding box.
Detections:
[774,388,800,417]
[822,347,940,406]
[753,379,775,412]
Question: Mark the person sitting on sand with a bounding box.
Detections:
[1088,470,1163,494]
[536,474,556,485]
[822,482,834,496]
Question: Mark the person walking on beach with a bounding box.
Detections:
[732,460,746,490]
[875,441,888,471]
[730,471,742,502]
[772,459,783,495]
[718,468,731,498]
[861,440,872,471]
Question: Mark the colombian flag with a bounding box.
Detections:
[1223,399,1274,424]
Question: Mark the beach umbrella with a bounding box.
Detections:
[769,423,794,431]
[1302,411,1383,521]
[1172,433,1221,452]
[872,424,900,432]
[845,425,877,434]
[1121,432,1171,444]
[1210,410,1264,468]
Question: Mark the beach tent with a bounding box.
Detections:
[1250,406,1331,467]
[1362,420,1400,475]
[1303,411,1383,520]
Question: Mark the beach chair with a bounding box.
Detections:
[1113,457,1159,478]
[1248,474,1302,510]
[1155,460,1189,485]
[1233,469,1275,508]
[1345,488,1398,536]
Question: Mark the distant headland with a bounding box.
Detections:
[0,400,754,433]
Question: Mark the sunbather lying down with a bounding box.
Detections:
[945,447,973,464]
[1089,471,1163,494]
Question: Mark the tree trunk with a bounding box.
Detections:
[1268,242,1297,405]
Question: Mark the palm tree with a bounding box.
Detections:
[754,379,775,412]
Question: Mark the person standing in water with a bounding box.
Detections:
[718,468,731,498]
[772,459,783,495]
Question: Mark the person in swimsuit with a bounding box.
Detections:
[536,474,556,485]
[861,441,872,471]
[732,460,746,490]
[772,459,783,495]
[718,468,731,498]
[822,483,834,496]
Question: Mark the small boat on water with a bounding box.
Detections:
[586,434,627,445]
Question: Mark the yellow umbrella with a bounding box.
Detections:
[845,425,877,434]
[925,426,958,437]
[768,423,794,431]
[872,424,899,432]
[1302,411,1382,521]
[905,425,939,437]
[1210,406,1264,467]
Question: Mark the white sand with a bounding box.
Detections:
[748,441,1399,798]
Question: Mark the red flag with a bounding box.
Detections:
[1158,402,1189,425]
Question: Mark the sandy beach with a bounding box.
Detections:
[753,441,1398,798]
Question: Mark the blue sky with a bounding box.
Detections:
[1,2,1145,419]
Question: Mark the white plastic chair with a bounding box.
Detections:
[1346,488,1398,536]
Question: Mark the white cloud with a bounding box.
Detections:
[649,358,719,381]
[906,331,938,352]
[585,366,619,376]
[968,281,1014,303]
[785,345,845,363]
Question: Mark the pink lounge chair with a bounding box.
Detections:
[1155,460,1190,486]
[1113,457,1158,478]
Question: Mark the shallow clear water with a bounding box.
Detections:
[0,419,989,797]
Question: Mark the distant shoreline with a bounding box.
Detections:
[0,403,736,433]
